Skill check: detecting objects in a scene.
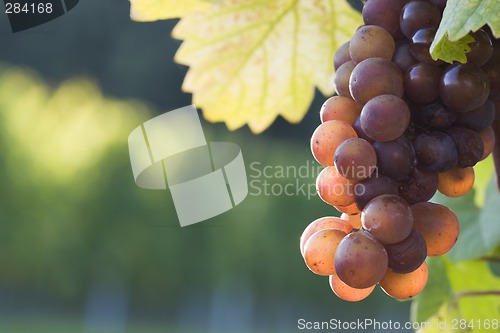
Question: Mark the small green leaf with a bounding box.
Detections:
[430,33,474,64]
[431,0,500,63]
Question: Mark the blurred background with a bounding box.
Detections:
[0,0,413,332]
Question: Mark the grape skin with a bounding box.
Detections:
[310,120,358,166]
[354,174,399,210]
[361,194,414,245]
[362,0,408,38]
[398,167,438,205]
[349,58,404,105]
[400,1,441,39]
[438,167,475,198]
[384,228,427,274]
[320,96,362,124]
[316,167,357,207]
[349,25,396,63]
[329,274,375,302]
[334,41,351,70]
[360,94,410,142]
[304,229,347,276]
[379,261,428,299]
[413,131,458,172]
[439,64,490,113]
[334,230,389,288]
[411,202,460,256]
[334,138,377,181]
[479,126,496,160]
[373,138,416,181]
[335,61,356,97]
[300,217,353,256]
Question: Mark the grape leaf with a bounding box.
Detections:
[172,0,361,133]
[413,257,500,333]
[431,0,500,63]
[411,257,452,323]
[129,0,211,21]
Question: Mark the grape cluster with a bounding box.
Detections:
[301,0,499,302]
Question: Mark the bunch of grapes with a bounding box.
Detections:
[301,0,500,302]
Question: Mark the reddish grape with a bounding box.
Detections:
[411,202,459,256]
[361,194,414,244]
[335,230,389,288]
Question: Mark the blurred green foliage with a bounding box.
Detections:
[0,66,412,331]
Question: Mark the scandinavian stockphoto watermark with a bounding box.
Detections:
[248,161,375,200]
[128,105,248,227]
[248,161,321,200]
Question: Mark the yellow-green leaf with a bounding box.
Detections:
[431,0,500,63]
[130,0,212,21]
[172,0,361,133]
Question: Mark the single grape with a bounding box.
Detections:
[334,41,351,70]
[439,64,490,112]
[454,99,495,132]
[349,58,404,105]
[404,63,442,103]
[300,217,353,256]
[479,126,496,160]
[384,229,427,273]
[354,174,399,210]
[413,131,458,172]
[411,202,459,256]
[311,120,358,166]
[446,126,484,168]
[373,137,416,180]
[316,166,357,207]
[360,94,410,142]
[362,194,414,244]
[320,96,362,124]
[334,230,389,288]
[410,100,457,130]
[329,273,375,302]
[400,1,441,39]
[362,0,408,38]
[392,39,418,73]
[410,27,442,64]
[379,262,428,299]
[466,29,493,67]
[303,229,347,276]
[438,167,475,197]
[398,167,438,204]
[349,25,396,63]
[335,61,356,97]
[340,212,362,229]
[334,138,377,181]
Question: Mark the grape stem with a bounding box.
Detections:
[480,256,500,263]
[454,290,500,300]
